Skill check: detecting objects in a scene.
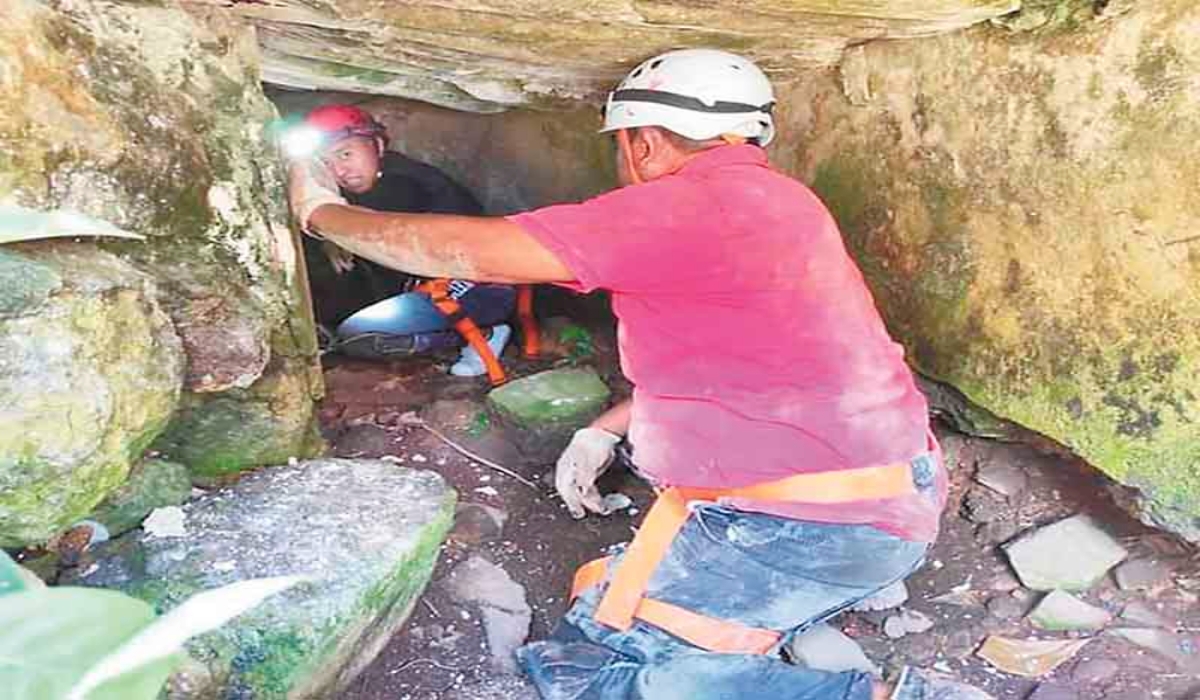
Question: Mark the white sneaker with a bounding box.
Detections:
[450,324,512,377]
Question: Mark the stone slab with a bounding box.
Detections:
[64,459,455,699]
[1004,515,1128,591]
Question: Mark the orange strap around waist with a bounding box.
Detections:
[578,461,917,646]
[418,279,507,386]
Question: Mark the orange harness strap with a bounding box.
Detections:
[417,279,507,386]
[516,285,540,358]
[571,461,918,653]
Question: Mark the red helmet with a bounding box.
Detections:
[303,104,388,148]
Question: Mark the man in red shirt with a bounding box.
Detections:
[290,49,987,700]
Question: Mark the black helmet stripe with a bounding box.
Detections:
[610,89,775,115]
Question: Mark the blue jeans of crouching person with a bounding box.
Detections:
[519,454,940,700]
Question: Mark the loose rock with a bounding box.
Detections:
[976,636,1090,678]
[975,461,1029,498]
[883,609,935,639]
[1109,628,1200,673]
[1026,684,1079,700]
[1119,600,1172,628]
[1112,557,1174,591]
[786,623,878,674]
[89,458,192,536]
[1070,657,1121,685]
[444,556,532,674]
[1003,515,1128,591]
[1028,590,1112,632]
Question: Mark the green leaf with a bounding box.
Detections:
[68,576,303,699]
[0,550,26,597]
[0,587,171,700]
[0,204,144,244]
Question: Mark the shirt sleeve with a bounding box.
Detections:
[508,179,701,294]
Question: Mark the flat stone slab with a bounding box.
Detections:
[488,367,611,462]
[1003,515,1128,591]
[1028,590,1112,632]
[64,459,455,699]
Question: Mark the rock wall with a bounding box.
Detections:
[771,0,1200,537]
[0,0,323,544]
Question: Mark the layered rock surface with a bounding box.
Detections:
[0,245,183,546]
[0,0,323,541]
[222,0,1020,111]
[64,459,456,698]
[775,0,1200,537]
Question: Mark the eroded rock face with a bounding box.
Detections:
[0,0,324,487]
[0,245,183,547]
[231,0,1019,112]
[774,0,1200,538]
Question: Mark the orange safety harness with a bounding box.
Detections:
[416,279,540,386]
[570,462,918,654]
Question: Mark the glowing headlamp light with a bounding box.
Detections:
[280,125,325,159]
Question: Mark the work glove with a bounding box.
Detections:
[287,158,345,236]
[555,427,621,519]
[322,240,356,274]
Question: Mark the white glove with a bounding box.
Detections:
[287,159,346,236]
[555,427,621,519]
[322,240,356,274]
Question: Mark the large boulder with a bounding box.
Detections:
[0,0,324,484]
[774,0,1200,538]
[64,459,456,698]
[0,244,183,547]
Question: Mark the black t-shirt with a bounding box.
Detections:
[305,152,483,324]
[346,152,483,216]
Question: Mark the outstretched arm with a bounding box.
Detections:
[308,204,573,284]
[290,159,574,284]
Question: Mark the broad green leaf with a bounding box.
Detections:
[0,550,26,597]
[67,576,304,700]
[0,587,167,700]
[0,204,144,244]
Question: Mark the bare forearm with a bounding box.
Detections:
[591,398,632,437]
[307,203,572,284]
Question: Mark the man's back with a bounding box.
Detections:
[512,144,937,536]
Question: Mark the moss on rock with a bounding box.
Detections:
[780,0,1200,538]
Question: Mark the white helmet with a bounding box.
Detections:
[601,49,776,146]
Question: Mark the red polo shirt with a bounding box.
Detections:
[510,145,944,541]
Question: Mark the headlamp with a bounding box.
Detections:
[279,125,325,160]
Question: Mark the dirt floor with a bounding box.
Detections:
[321,338,1200,700]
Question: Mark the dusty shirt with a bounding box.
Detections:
[510,145,945,541]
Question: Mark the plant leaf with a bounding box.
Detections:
[67,576,305,700]
[0,550,27,597]
[0,204,144,244]
[0,587,162,700]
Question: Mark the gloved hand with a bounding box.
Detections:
[287,159,345,236]
[555,427,622,519]
[322,240,356,274]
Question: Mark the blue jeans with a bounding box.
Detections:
[519,456,938,700]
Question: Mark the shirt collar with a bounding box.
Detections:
[678,144,769,175]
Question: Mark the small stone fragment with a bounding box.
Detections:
[1112,558,1174,591]
[1026,684,1079,700]
[1028,590,1112,632]
[444,556,532,674]
[142,505,188,538]
[883,609,934,639]
[1119,600,1172,628]
[1109,628,1200,672]
[1070,657,1120,685]
[977,636,1090,678]
[1003,515,1128,591]
[986,593,1030,621]
[975,461,1028,498]
[786,623,878,674]
[854,579,909,611]
[450,503,508,545]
